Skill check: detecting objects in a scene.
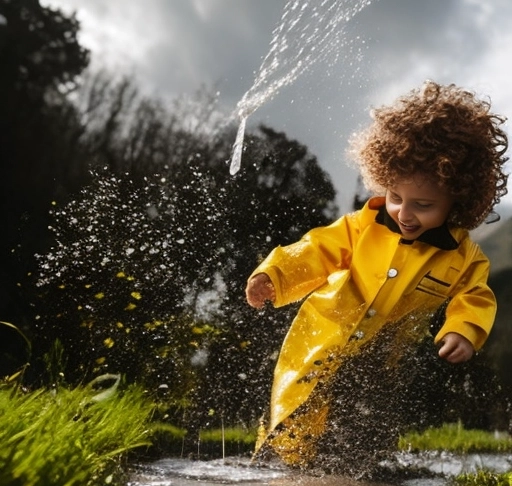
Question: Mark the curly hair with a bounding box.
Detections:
[350,81,509,229]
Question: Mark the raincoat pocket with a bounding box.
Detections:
[414,271,452,299]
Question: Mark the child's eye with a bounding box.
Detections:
[416,202,433,209]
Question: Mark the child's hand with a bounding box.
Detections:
[438,332,474,363]
[245,273,276,309]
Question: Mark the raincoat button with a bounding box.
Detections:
[366,308,377,318]
[387,268,398,278]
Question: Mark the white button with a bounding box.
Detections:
[366,308,377,317]
[387,268,398,278]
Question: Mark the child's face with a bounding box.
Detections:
[385,175,453,240]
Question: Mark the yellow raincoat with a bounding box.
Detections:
[251,197,496,464]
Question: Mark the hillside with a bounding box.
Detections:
[474,215,512,391]
[474,215,512,274]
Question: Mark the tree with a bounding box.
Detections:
[0,0,89,324]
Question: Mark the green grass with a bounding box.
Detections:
[199,426,257,445]
[451,470,512,486]
[399,422,512,454]
[3,382,512,486]
[0,382,156,486]
[198,421,512,455]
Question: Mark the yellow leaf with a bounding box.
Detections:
[103,337,115,348]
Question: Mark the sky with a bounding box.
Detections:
[40,0,512,218]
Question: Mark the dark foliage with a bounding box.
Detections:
[487,268,512,394]
[0,0,90,327]
[29,114,338,432]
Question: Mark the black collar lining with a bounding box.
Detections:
[375,205,459,250]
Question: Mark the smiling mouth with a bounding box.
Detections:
[399,221,420,233]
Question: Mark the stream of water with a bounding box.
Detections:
[229,0,374,174]
[128,452,512,486]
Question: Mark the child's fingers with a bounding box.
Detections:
[438,333,474,363]
[245,274,275,308]
[246,287,265,308]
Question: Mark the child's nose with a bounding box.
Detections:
[398,205,413,222]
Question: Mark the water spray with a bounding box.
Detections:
[229,0,375,175]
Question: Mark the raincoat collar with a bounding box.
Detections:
[371,198,459,250]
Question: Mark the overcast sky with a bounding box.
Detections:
[41,0,512,217]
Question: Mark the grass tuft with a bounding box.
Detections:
[451,469,512,485]
[0,382,155,486]
[199,427,257,445]
[399,422,512,454]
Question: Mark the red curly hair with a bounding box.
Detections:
[350,81,509,229]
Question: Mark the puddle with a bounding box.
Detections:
[126,453,512,486]
[128,457,288,485]
[393,450,512,476]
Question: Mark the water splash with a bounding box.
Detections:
[229,0,375,174]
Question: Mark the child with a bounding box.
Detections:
[246,81,509,471]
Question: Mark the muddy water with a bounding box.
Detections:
[127,453,512,486]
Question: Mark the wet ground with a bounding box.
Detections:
[127,452,512,486]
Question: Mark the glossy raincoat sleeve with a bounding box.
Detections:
[435,248,496,351]
[249,211,362,307]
